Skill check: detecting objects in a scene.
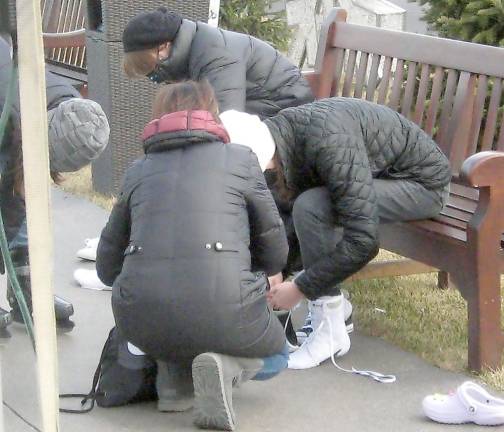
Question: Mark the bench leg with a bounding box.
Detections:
[453,269,504,371]
[437,271,450,289]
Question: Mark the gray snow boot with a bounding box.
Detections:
[192,353,263,431]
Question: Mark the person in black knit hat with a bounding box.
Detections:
[121,7,314,119]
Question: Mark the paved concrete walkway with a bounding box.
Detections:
[1,189,499,431]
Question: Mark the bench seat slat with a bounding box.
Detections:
[409,220,467,242]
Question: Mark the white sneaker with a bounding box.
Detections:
[73,268,110,291]
[288,295,350,370]
[296,296,353,344]
[76,237,99,261]
[423,381,504,426]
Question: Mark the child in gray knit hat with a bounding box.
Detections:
[47,97,109,173]
[0,34,110,333]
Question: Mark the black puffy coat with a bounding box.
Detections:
[264,98,452,300]
[97,110,288,362]
[155,20,314,118]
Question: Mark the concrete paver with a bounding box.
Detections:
[1,188,499,431]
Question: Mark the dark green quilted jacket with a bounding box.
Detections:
[264,97,451,299]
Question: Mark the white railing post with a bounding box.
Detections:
[16,0,59,431]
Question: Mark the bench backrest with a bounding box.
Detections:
[41,0,86,71]
[307,8,504,180]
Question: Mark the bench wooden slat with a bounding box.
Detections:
[342,50,357,97]
[447,73,477,174]
[498,110,504,152]
[481,78,503,151]
[329,20,504,78]
[401,61,417,118]
[388,59,404,111]
[436,69,458,152]
[467,75,489,157]
[353,52,368,98]
[366,53,381,101]
[331,48,346,96]
[447,195,478,213]
[377,56,393,104]
[441,206,472,223]
[434,214,467,230]
[424,66,444,135]
[412,63,430,125]
[450,183,479,201]
[411,220,467,242]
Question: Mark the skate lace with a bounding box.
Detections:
[307,308,396,384]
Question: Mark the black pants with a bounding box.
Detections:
[285,180,448,294]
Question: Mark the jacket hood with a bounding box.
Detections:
[142,110,230,153]
[155,19,197,82]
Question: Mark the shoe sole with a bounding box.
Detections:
[192,354,235,431]
[424,406,504,426]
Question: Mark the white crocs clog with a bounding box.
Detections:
[423,381,504,426]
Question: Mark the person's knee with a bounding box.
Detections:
[292,189,322,223]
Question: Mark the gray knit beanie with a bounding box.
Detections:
[47,98,110,172]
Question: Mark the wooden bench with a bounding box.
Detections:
[40,0,87,95]
[304,8,504,372]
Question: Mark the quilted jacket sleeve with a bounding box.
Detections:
[295,134,380,300]
[96,171,134,286]
[193,46,247,113]
[244,151,288,276]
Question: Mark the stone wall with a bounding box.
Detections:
[275,0,406,68]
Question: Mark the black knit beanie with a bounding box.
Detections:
[122,7,183,53]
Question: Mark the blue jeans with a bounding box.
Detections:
[252,343,289,381]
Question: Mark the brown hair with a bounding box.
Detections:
[270,150,294,203]
[9,134,61,198]
[151,80,220,121]
[122,48,158,79]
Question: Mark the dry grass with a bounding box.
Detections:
[344,249,504,391]
[58,165,114,211]
[58,171,504,391]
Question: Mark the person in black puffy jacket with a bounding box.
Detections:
[121,7,314,119]
[96,81,289,431]
[219,97,451,371]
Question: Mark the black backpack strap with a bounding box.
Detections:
[59,328,114,414]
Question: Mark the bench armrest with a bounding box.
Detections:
[42,28,85,49]
[459,151,504,188]
[302,70,320,96]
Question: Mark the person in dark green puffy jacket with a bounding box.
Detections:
[121,7,314,119]
[219,97,451,371]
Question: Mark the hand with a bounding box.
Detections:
[267,280,305,310]
[268,272,283,288]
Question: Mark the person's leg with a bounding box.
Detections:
[156,359,194,412]
[251,343,289,381]
[288,188,351,369]
[373,179,447,222]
